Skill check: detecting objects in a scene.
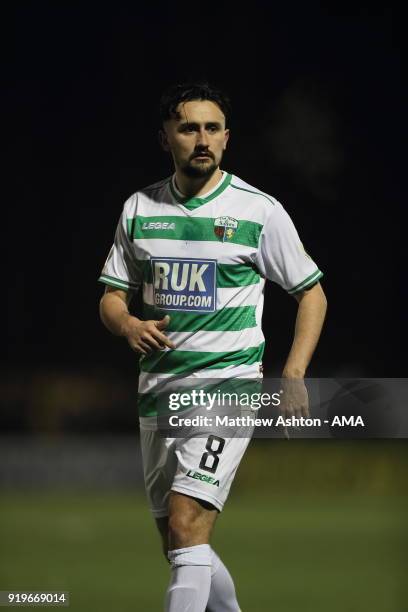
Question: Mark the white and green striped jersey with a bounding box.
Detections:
[99,171,323,416]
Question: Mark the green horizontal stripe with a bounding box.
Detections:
[134,260,260,287]
[98,274,137,290]
[127,216,262,249]
[217,263,260,287]
[288,270,323,294]
[140,343,265,375]
[143,304,257,332]
[138,392,201,417]
[137,393,159,417]
[138,378,263,417]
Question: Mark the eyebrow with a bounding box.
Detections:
[178,121,223,128]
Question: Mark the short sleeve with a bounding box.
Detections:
[254,201,323,294]
[98,202,142,292]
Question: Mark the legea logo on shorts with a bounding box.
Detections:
[186,469,220,487]
[151,257,217,312]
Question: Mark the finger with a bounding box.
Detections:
[294,406,303,420]
[142,334,162,350]
[150,328,176,349]
[127,337,147,354]
[132,344,147,355]
[284,406,295,420]
[283,426,290,440]
[155,315,170,330]
[302,403,310,418]
[136,340,152,353]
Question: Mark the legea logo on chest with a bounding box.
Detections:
[142,221,176,230]
[151,257,217,312]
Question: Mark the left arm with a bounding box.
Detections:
[252,199,327,424]
[279,282,327,428]
[282,282,327,379]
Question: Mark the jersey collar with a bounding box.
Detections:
[170,171,232,210]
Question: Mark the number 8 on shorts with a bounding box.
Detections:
[199,435,225,473]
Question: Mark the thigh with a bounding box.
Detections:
[140,427,177,518]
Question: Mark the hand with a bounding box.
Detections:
[123,315,175,354]
[279,377,309,439]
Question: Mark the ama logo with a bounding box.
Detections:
[151,257,217,312]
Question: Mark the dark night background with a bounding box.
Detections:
[5,5,406,430]
[1,8,407,611]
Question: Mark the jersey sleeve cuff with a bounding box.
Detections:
[287,269,323,294]
[98,273,139,292]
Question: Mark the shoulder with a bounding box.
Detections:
[122,176,172,215]
[140,176,172,194]
[229,174,278,208]
[228,173,285,226]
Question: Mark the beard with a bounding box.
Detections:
[179,155,219,179]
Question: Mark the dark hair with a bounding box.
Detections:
[159,81,231,124]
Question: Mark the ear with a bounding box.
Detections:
[158,128,170,152]
[223,128,230,150]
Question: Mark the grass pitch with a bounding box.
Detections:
[0,491,405,611]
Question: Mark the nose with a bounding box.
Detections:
[196,127,209,147]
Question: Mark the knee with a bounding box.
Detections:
[168,513,195,548]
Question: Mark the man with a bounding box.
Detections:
[99,82,327,612]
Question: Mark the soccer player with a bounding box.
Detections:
[98,82,327,612]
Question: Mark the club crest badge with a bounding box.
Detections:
[214,216,238,242]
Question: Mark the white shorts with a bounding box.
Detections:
[140,416,253,517]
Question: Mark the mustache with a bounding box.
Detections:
[190,151,214,160]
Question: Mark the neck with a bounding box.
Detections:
[174,167,223,198]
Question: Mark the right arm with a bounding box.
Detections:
[99,286,175,355]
